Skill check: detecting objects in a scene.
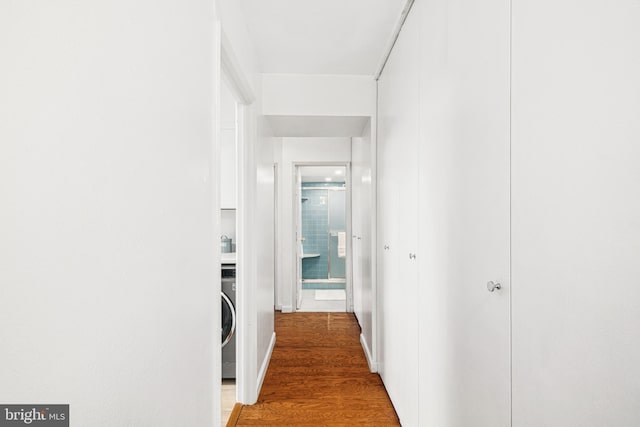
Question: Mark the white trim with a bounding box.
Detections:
[273,163,279,311]
[235,101,255,405]
[373,0,416,81]
[280,305,294,313]
[360,333,377,373]
[257,332,277,396]
[220,31,255,105]
[212,20,223,427]
[345,162,354,313]
[294,166,303,310]
[370,92,379,374]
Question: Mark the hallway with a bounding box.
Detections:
[230,312,399,426]
[3,1,640,426]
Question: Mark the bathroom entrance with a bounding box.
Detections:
[295,165,351,312]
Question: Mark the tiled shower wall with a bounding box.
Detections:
[301,182,346,280]
[301,186,329,279]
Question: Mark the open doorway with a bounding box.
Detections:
[295,164,352,312]
[220,77,239,425]
[216,20,275,425]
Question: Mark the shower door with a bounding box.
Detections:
[327,189,346,280]
[300,186,347,283]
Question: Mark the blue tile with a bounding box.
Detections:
[300,185,345,280]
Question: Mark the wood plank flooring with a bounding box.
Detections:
[232,312,400,426]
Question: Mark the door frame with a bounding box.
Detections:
[294,166,303,310]
[292,162,353,312]
[214,24,258,416]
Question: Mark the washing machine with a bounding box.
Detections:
[221,264,236,379]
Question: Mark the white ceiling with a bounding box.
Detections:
[239,0,405,75]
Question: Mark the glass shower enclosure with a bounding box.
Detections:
[300,184,346,284]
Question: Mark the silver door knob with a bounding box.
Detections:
[384,245,389,250]
[487,281,501,292]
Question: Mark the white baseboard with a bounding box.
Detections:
[280,305,293,313]
[256,332,276,396]
[360,333,377,373]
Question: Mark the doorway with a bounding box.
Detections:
[294,164,352,312]
[219,77,239,425]
[219,43,258,417]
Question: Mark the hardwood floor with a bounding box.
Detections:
[221,380,236,425]
[232,312,400,426]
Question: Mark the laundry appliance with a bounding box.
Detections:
[221,263,236,379]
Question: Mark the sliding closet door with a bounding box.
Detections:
[415,0,511,425]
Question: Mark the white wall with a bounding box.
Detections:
[275,138,352,312]
[511,1,640,425]
[0,1,217,425]
[351,122,376,371]
[254,114,276,393]
[266,115,370,138]
[262,74,375,117]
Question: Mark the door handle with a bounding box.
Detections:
[487,281,502,292]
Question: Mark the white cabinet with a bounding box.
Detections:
[220,126,236,209]
[220,82,236,210]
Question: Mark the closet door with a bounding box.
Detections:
[416,0,511,425]
[377,7,420,426]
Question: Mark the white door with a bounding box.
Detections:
[376,7,421,425]
[415,0,511,425]
[294,167,303,310]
